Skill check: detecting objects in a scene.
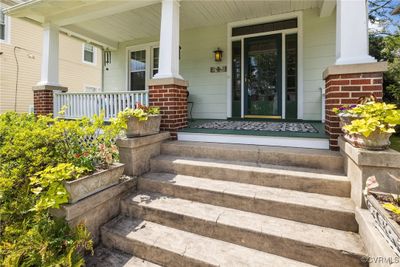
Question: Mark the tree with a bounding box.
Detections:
[368,0,400,105]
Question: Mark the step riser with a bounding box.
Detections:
[161,143,344,172]
[138,178,358,232]
[101,227,212,267]
[151,159,350,197]
[121,200,366,267]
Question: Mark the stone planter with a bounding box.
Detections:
[126,115,161,138]
[64,163,125,203]
[343,130,392,151]
[364,192,400,257]
[338,113,391,150]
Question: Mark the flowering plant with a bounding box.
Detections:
[96,143,119,168]
[113,103,160,129]
[343,102,400,137]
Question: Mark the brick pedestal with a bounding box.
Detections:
[323,62,387,150]
[33,85,67,116]
[148,78,188,139]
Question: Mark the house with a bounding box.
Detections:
[4,0,387,150]
[4,1,399,266]
[0,0,102,113]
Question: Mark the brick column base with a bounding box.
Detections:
[33,85,68,116]
[148,78,188,140]
[323,62,387,150]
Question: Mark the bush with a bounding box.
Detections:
[0,112,122,266]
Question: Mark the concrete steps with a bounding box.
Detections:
[99,141,367,266]
[85,245,161,267]
[120,192,367,267]
[150,155,350,197]
[138,172,357,232]
[161,141,344,172]
[101,216,316,267]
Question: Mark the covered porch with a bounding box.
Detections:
[6,0,383,150]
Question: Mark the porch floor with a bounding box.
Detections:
[178,119,329,149]
[180,119,327,139]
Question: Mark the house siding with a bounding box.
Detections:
[103,8,335,121]
[0,16,102,113]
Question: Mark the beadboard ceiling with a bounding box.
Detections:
[77,0,322,43]
[6,0,328,48]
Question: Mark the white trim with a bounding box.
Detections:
[281,33,286,119]
[226,11,303,119]
[82,43,97,65]
[125,42,159,91]
[177,132,329,150]
[0,14,11,44]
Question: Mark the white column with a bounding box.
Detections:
[37,23,60,86]
[335,0,376,65]
[153,0,183,80]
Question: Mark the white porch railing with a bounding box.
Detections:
[53,91,149,121]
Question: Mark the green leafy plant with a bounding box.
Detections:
[343,102,400,137]
[0,112,123,266]
[114,104,160,128]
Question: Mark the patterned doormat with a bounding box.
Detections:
[191,120,319,133]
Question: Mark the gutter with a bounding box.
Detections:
[3,0,41,15]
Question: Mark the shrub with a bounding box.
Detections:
[0,112,122,266]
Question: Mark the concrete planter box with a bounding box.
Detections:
[126,115,161,138]
[339,114,391,150]
[64,163,125,203]
[364,192,400,257]
[343,130,392,151]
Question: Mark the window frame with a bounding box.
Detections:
[0,8,11,44]
[125,42,159,91]
[82,43,97,65]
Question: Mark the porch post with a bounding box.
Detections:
[149,0,188,140]
[153,0,182,79]
[335,0,375,65]
[33,23,67,116]
[323,0,387,150]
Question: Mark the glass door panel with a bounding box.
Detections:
[285,34,297,119]
[244,34,282,117]
[130,50,146,91]
[231,41,242,117]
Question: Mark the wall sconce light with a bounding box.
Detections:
[213,47,223,62]
[104,49,112,66]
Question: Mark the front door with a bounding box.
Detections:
[244,34,282,118]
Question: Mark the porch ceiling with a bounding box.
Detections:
[6,0,333,49]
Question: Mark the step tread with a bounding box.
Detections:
[85,245,161,267]
[141,172,355,214]
[123,192,366,257]
[103,216,316,267]
[153,154,347,179]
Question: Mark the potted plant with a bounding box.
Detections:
[116,104,161,137]
[63,143,124,203]
[364,176,400,256]
[333,100,400,150]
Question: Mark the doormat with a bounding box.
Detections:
[191,120,318,133]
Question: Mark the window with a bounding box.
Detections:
[83,43,96,64]
[0,8,7,41]
[152,47,159,77]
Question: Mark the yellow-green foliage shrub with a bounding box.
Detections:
[0,112,122,266]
